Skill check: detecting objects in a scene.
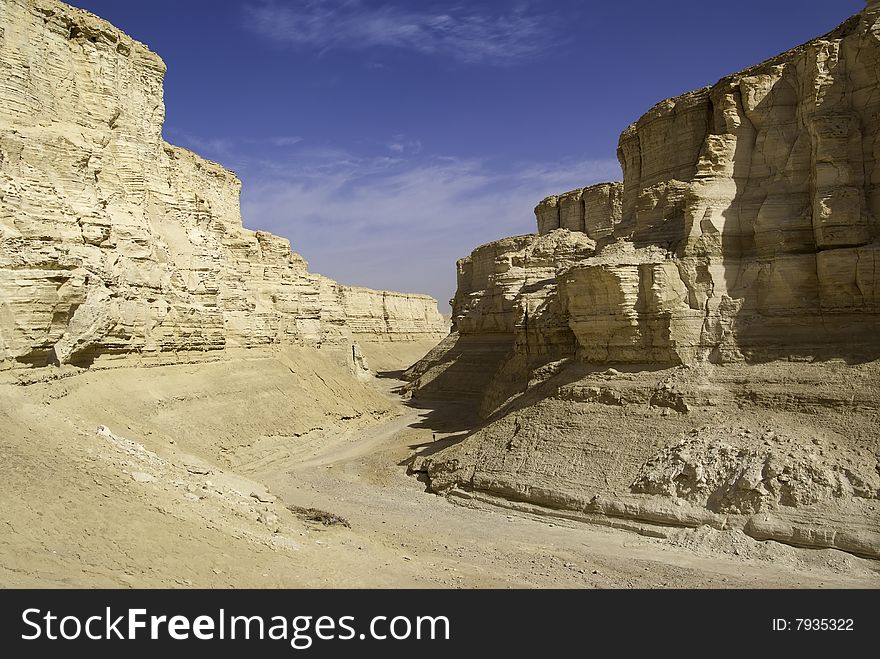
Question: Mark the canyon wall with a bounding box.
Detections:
[405,3,880,557]
[0,0,446,369]
[338,286,449,343]
[439,3,880,372]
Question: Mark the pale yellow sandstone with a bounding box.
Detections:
[535,182,622,240]
[0,0,446,368]
[405,3,880,559]
[452,6,880,366]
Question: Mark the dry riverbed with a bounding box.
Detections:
[1,349,878,588]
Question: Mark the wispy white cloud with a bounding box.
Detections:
[244,0,559,65]
[165,127,621,307]
[386,135,421,154]
[171,133,237,160]
[238,148,621,307]
[164,131,304,170]
[271,135,303,147]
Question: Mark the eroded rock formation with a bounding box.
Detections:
[0,0,446,369]
[535,182,622,239]
[438,4,880,369]
[407,2,880,558]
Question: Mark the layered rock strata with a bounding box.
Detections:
[406,3,880,558]
[434,3,880,371]
[338,287,448,344]
[0,0,446,369]
[535,182,622,240]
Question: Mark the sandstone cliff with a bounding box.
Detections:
[406,2,880,558]
[0,0,446,369]
[444,6,880,367]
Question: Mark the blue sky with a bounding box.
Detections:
[70,0,864,310]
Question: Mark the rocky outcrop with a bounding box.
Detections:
[420,3,880,374]
[535,182,622,240]
[632,433,880,515]
[453,231,593,352]
[338,286,448,343]
[405,3,880,559]
[0,0,446,368]
[567,6,880,364]
[421,230,594,412]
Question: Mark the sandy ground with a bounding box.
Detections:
[1,345,878,588]
[254,377,880,588]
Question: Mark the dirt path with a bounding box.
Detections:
[252,379,880,589]
[2,357,878,588]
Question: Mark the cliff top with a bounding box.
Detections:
[620,10,864,141]
[28,0,165,73]
[338,285,442,301]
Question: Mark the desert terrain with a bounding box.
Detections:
[1,345,877,588]
[1,0,879,589]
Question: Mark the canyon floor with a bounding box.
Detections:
[1,345,878,589]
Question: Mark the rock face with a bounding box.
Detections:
[405,3,880,559]
[338,286,447,343]
[435,5,880,370]
[0,0,446,368]
[453,231,593,354]
[535,182,622,240]
[631,434,880,515]
[577,5,880,363]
